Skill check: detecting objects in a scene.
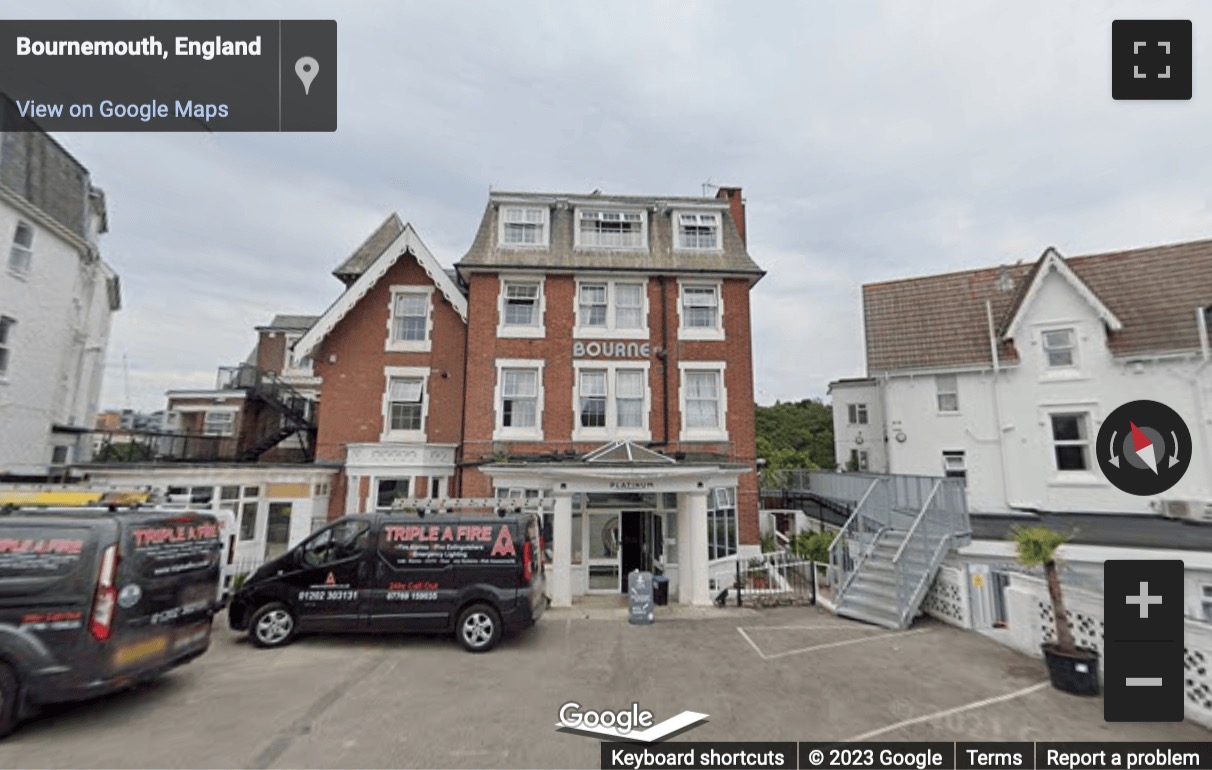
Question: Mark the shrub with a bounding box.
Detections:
[792,529,836,563]
[760,532,778,553]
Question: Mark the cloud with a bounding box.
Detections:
[18,0,1212,410]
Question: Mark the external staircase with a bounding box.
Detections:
[819,473,971,630]
[219,365,319,462]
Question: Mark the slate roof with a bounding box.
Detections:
[259,314,319,332]
[331,213,405,282]
[863,237,1212,373]
[455,191,764,278]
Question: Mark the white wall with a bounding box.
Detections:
[880,268,1212,513]
[830,380,887,472]
[0,202,116,474]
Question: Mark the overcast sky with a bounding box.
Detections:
[19,1,1212,410]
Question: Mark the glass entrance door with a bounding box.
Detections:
[586,511,620,593]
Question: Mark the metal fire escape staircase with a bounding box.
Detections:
[222,365,318,462]
[825,475,971,630]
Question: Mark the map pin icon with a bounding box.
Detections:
[295,56,319,95]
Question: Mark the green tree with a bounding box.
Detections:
[754,398,835,470]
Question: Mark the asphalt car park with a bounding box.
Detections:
[0,607,1205,769]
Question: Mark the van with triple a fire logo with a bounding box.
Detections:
[228,512,547,652]
[0,508,223,737]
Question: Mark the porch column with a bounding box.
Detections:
[345,474,361,515]
[676,493,693,603]
[686,490,711,606]
[550,492,573,608]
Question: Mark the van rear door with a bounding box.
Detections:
[110,513,222,673]
[0,521,97,667]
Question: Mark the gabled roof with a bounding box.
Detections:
[456,190,764,279]
[331,213,405,283]
[294,221,467,359]
[864,237,1212,373]
[584,440,676,464]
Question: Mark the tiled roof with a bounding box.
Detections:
[262,314,319,331]
[864,237,1212,373]
[331,213,405,280]
[456,191,763,277]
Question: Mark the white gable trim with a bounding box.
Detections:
[1002,248,1122,341]
[295,221,467,358]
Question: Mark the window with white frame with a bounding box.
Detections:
[679,282,723,339]
[386,376,425,433]
[707,487,737,560]
[1042,328,1076,368]
[0,316,13,376]
[1050,413,1090,471]
[499,279,543,335]
[8,222,33,273]
[675,212,721,251]
[849,449,869,472]
[1202,584,1212,623]
[847,403,868,425]
[576,280,646,334]
[203,410,235,436]
[575,366,648,436]
[496,362,543,438]
[681,365,726,439]
[936,375,959,412]
[390,289,431,348]
[375,478,410,511]
[942,450,966,480]
[429,477,447,498]
[499,206,548,247]
[577,209,646,250]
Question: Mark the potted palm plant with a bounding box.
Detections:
[1012,525,1099,695]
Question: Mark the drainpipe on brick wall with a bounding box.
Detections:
[654,276,671,446]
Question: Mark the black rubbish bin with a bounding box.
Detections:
[652,575,670,606]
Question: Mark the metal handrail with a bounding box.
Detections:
[898,534,953,628]
[892,479,940,563]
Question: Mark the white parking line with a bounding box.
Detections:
[737,625,930,660]
[843,680,1051,741]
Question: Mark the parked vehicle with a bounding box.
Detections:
[0,508,223,737]
[229,512,547,652]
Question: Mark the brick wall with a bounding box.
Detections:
[255,331,288,374]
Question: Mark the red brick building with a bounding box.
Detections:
[296,189,765,605]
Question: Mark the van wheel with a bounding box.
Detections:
[0,662,19,738]
[249,602,297,648]
[457,604,502,653]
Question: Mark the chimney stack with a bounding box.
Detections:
[715,186,746,246]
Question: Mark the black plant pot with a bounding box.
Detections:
[1042,643,1100,695]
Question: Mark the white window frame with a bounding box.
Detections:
[672,210,723,252]
[497,276,546,339]
[8,221,33,275]
[202,409,237,437]
[678,361,728,442]
[498,206,549,248]
[573,277,649,339]
[1202,584,1212,623]
[847,403,869,425]
[387,286,435,352]
[942,450,966,479]
[373,477,414,512]
[572,361,652,442]
[381,366,430,442]
[429,476,448,498]
[574,207,648,251]
[494,359,546,441]
[677,279,725,341]
[0,316,14,379]
[1041,327,1078,369]
[936,375,959,413]
[1049,411,1091,473]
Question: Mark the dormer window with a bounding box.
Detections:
[674,212,721,251]
[499,206,548,247]
[576,209,646,250]
[1042,328,1076,368]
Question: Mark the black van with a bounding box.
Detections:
[0,508,222,737]
[229,512,546,652]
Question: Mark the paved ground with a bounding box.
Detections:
[0,607,1205,769]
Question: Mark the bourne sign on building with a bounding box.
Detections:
[573,341,653,359]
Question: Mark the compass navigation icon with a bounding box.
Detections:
[1097,400,1192,496]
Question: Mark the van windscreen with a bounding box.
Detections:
[127,517,222,578]
[0,527,91,578]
